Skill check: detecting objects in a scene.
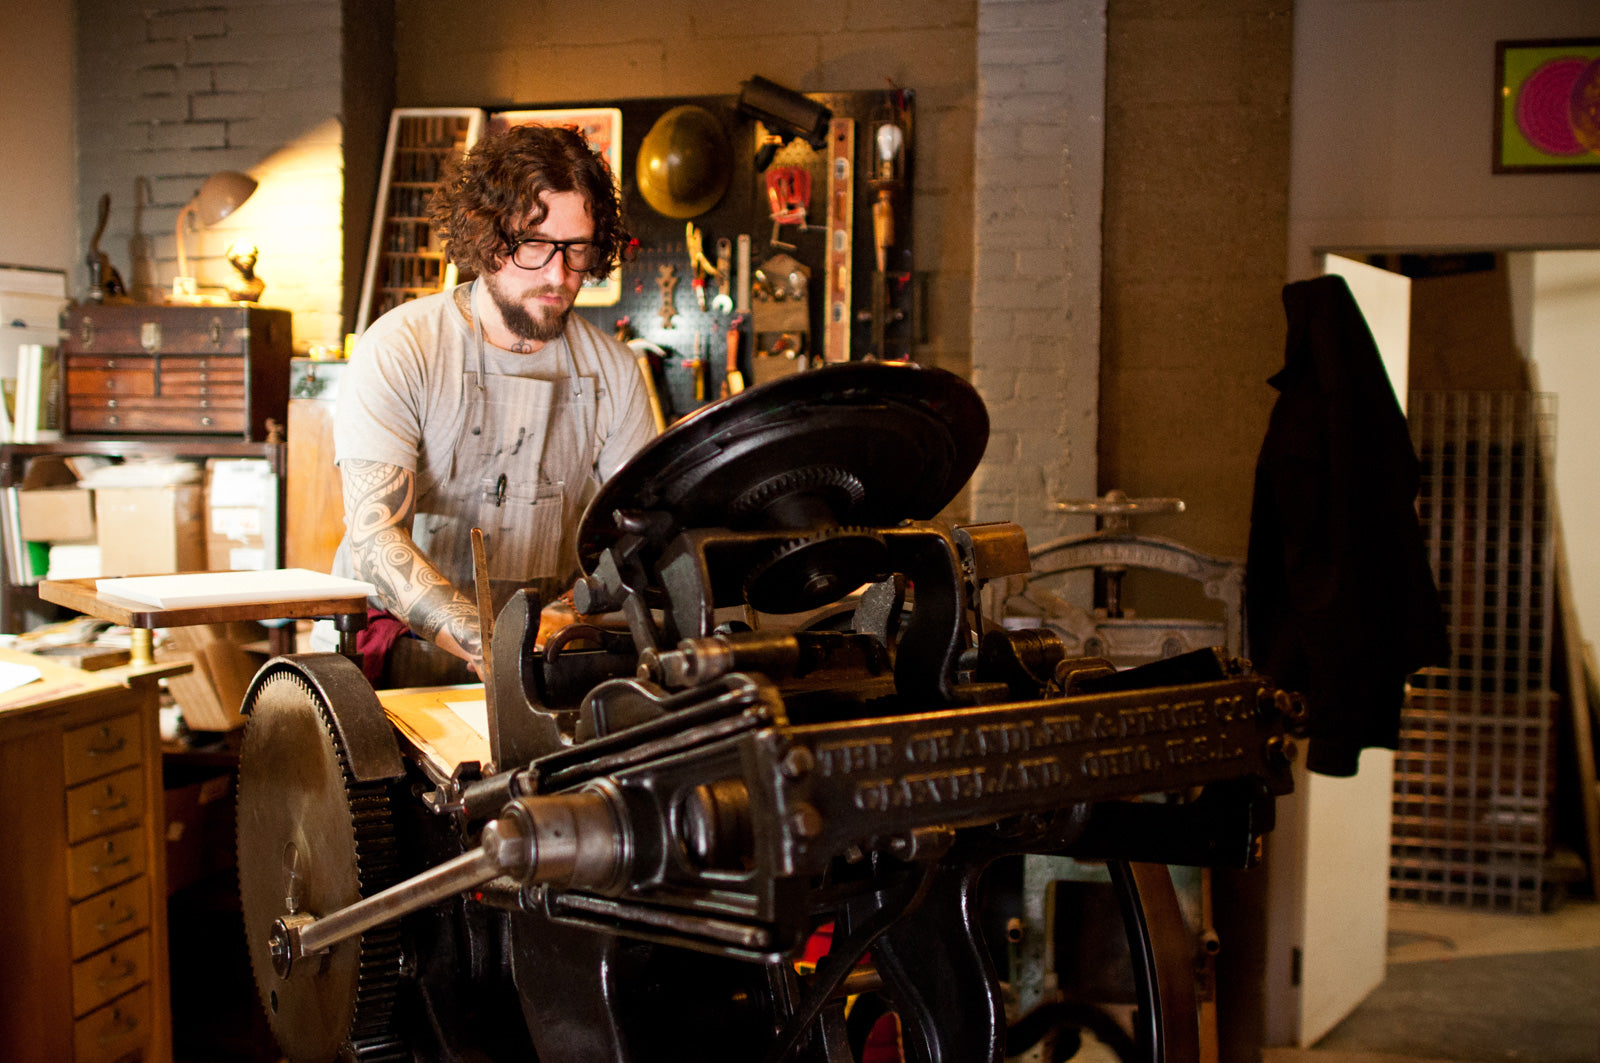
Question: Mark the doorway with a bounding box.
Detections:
[1265,247,1600,1049]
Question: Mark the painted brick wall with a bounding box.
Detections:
[76,0,351,348]
[970,0,1104,549]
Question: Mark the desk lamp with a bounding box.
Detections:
[173,170,257,299]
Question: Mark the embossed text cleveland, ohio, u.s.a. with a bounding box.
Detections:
[807,692,1254,813]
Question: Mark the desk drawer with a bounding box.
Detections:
[67,825,148,900]
[73,984,150,1063]
[69,876,151,959]
[63,713,142,786]
[160,379,247,398]
[66,765,145,843]
[162,360,246,382]
[67,404,248,435]
[63,367,159,397]
[72,929,149,1017]
[65,361,250,391]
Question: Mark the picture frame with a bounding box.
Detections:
[1493,38,1600,173]
[488,108,625,307]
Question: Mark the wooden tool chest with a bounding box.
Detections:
[61,305,291,440]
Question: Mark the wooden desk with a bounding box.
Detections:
[0,649,187,1063]
[37,576,369,663]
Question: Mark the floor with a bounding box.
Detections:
[1262,899,1600,1063]
[178,894,1599,1063]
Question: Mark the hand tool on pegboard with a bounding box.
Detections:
[735,234,752,313]
[722,315,746,398]
[765,166,811,250]
[656,264,678,329]
[712,238,733,314]
[617,316,667,433]
[823,117,855,364]
[685,333,706,403]
[686,223,719,312]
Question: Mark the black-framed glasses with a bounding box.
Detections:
[507,237,601,272]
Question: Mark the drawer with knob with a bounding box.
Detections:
[69,876,152,959]
[63,713,142,786]
[73,982,151,1063]
[67,824,149,901]
[71,930,150,1017]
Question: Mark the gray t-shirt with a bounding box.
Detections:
[330,284,654,598]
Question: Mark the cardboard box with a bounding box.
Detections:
[95,484,206,576]
[19,487,95,542]
[205,458,274,571]
[16,455,95,542]
[208,505,265,571]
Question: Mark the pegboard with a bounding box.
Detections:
[488,86,915,425]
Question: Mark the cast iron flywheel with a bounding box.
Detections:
[236,663,407,1062]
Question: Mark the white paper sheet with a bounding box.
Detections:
[0,659,42,694]
[96,568,375,608]
[444,699,491,743]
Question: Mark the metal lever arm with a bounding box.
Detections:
[269,788,627,977]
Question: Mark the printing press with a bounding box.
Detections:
[234,361,1307,1063]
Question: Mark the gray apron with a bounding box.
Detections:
[413,281,600,617]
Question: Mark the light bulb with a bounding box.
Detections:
[875,123,905,181]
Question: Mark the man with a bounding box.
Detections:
[326,123,655,685]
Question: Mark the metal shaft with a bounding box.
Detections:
[276,788,626,974]
[296,844,501,958]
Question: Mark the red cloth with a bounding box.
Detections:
[353,608,408,684]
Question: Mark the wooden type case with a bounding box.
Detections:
[61,305,291,440]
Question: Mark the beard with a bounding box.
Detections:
[484,272,574,344]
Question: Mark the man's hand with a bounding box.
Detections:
[342,458,483,665]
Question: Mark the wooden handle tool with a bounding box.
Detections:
[724,320,745,396]
[471,526,494,699]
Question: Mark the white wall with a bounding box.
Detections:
[0,0,76,275]
[1288,0,1600,280]
[1524,250,1600,652]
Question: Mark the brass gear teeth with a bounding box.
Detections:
[239,668,406,1059]
[728,465,866,518]
[753,524,881,564]
[743,526,888,612]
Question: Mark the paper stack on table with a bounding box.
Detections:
[95,569,374,609]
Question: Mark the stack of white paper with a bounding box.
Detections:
[96,569,375,608]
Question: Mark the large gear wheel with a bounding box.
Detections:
[744,527,889,614]
[237,666,407,1062]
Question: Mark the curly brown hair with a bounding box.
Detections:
[429,123,628,278]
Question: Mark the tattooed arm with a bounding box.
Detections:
[340,458,482,668]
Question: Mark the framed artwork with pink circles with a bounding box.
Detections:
[1494,38,1600,173]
